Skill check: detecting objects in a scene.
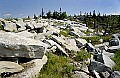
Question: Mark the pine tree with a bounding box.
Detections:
[34,14,37,19]
[42,8,44,18]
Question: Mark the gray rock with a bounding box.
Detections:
[51,35,79,52]
[16,19,26,31]
[12,55,47,78]
[101,71,110,78]
[69,31,80,38]
[0,32,47,58]
[16,31,36,39]
[85,43,95,52]
[89,61,111,73]
[75,38,87,48]
[109,38,119,46]
[109,71,120,78]
[34,33,46,40]
[93,70,101,78]
[107,46,120,53]
[72,71,89,78]
[45,40,69,57]
[0,61,24,74]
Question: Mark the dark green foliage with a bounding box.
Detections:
[112,50,120,71]
[60,12,67,20]
[0,24,3,30]
[73,49,90,62]
[42,8,44,18]
[39,52,74,78]
[52,10,59,19]
[34,14,37,20]
[46,11,52,18]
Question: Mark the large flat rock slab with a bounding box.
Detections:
[0,61,24,74]
[0,32,47,58]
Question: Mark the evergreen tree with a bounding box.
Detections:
[42,8,44,18]
[93,10,96,18]
[27,15,30,20]
[60,7,62,15]
[89,12,92,16]
[34,14,37,19]
[61,12,67,19]
[46,11,52,18]
[53,10,59,19]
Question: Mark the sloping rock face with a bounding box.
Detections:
[51,35,79,52]
[12,55,47,78]
[0,32,47,58]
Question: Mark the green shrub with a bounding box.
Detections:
[38,52,74,78]
[73,49,90,62]
[112,50,120,71]
[81,35,111,45]
[59,28,70,37]
[0,23,4,30]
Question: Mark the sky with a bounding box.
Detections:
[0,0,120,18]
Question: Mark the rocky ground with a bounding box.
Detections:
[0,18,120,78]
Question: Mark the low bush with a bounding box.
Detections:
[112,50,120,71]
[73,49,90,62]
[38,52,74,78]
[59,28,70,37]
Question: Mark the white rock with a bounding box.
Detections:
[0,61,24,74]
[0,32,47,58]
[12,55,47,78]
[46,40,69,57]
[75,38,87,48]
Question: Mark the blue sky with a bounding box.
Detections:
[0,0,120,18]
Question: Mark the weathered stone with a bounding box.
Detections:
[102,50,115,59]
[16,31,36,39]
[103,53,115,68]
[51,35,79,52]
[109,38,119,46]
[69,31,80,38]
[12,55,47,78]
[93,70,101,78]
[16,19,26,31]
[100,71,110,78]
[72,71,89,78]
[34,33,46,40]
[0,61,24,74]
[4,22,17,32]
[109,71,120,78]
[75,38,87,48]
[45,40,69,57]
[89,61,111,73]
[85,43,95,52]
[107,46,120,53]
[64,38,80,52]
[0,32,47,58]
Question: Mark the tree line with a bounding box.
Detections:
[32,8,67,20]
[72,10,120,35]
[27,9,120,35]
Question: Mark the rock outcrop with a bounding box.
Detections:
[0,32,47,58]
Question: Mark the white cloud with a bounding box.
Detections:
[4,13,11,16]
[19,14,23,16]
[106,11,120,15]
